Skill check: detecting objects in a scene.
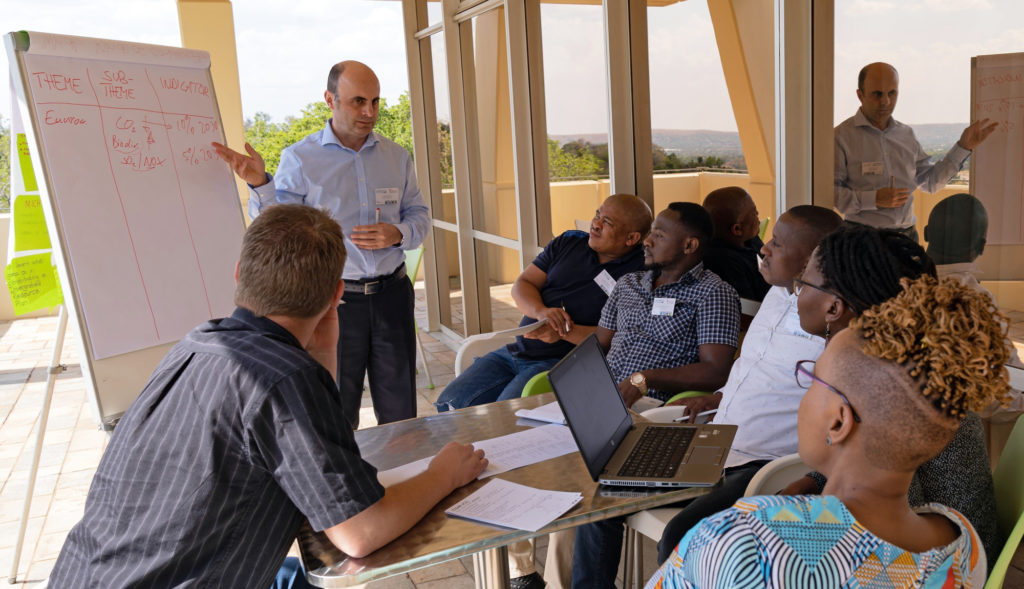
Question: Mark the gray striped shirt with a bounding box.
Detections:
[50,307,384,588]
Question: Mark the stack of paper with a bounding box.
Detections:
[445,478,582,532]
[377,424,578,487]
[514,401,566,425]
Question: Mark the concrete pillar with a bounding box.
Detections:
[176,0,248,211]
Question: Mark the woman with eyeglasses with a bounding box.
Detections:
[787,224,1001,569]
[646,275,1011,588]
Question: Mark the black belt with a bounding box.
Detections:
[343,264,407,295]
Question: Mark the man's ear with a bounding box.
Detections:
[730,222,744,238]
[234,261,240,284]
[335,280,345,304]
[683,236,700,255]
[856,88,864,102]
[324,89,336,108]
[625,231,642,247]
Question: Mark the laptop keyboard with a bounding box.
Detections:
[618,426,696,478]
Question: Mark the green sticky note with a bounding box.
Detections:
[13,194,51,251]
[16,133,38,192]
[4,253,63,315]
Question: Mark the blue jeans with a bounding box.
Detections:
[570,460,767,588]
[272,557,312,589]
[434,347,559,411]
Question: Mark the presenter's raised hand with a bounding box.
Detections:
[211,141,268,187]
[958,118,999,151]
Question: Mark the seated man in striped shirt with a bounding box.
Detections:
[49,204,487,589]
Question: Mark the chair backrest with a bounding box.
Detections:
[743,453,808,496]
[574,219,591,231]
[639,405,688,423]
[758,217,771,241]
[454,331,521,376]
[404,246,425,283]
[521,371,553,397]
[986,415,1024,589]
[994,415,1024,536]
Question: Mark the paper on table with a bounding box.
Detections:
[445,478,582,532]
[514,401,566,425]
[376,423,578,487]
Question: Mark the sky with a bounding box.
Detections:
[3,0,1024,135]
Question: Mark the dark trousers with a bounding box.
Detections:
[337,278,417,428]
[570,460,767,588]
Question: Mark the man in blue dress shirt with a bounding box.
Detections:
[214,61,429,427]
[834,62,996,241]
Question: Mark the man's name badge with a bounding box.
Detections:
[652,297,676,316]
[375,187,400,206]
[594,269,616,296]
[861,161,884,176]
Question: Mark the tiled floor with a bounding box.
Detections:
[1,285,1023,587]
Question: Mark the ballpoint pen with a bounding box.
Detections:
[375,207,381,224]
[561,301,571,333]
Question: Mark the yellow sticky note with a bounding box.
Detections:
[16,133,38,192]
[4,253,63,315]
[13,194,51,252]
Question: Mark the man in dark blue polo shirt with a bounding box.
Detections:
[49,205,487,589]
[434,193,653,412]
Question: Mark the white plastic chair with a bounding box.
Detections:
[743,453,808,496]
[453,330,522,376]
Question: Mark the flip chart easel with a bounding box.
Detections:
[970,51,1024,245]
[4,31,245,582]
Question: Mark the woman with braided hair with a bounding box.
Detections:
[647,276,1012,588]
[790,224,1001,568]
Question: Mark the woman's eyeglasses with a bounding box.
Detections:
[794,360,862,423]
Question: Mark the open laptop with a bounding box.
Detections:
[548,334,736,487]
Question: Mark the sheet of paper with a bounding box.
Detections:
[514,401,566,425]
[482,317,548,339]
[376,423,579,486]
[445,478,582,532]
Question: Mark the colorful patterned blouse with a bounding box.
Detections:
[646,495,985,589]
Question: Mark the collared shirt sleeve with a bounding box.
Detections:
[246,368,385,532]
[696,281,740,347]
[247,148,310,220]
[834,127,878,216]
[393,152,430,250]
[915,140,970,194]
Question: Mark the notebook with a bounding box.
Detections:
[548,334,736,487]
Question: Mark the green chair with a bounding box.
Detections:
[665,390,712,405]
[521,370,553,397]
[758,216,771,241]
[985,414,1024,588]
[404,247,433,389]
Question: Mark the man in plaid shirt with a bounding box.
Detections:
[597,201,740,408]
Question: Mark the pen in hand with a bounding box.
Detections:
[561,301,571,334]
[376,207,381,224]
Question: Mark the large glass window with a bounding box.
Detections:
[646,0,749,215]
[540,3,609,238]
[834,1,1024,356]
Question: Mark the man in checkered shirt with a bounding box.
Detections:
[596,201,741,407]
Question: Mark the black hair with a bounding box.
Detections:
[784,205,843,248]
[816,224,937,315]
[666,202,713,253]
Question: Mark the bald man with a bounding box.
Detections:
[834,62,997,241]
[214,61,429,428]
[701,186,770,301]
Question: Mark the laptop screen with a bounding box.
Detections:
[548,334,634,480]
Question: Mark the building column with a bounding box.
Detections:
[176,0,248,210]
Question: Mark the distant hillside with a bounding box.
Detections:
[552,123,965,159]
